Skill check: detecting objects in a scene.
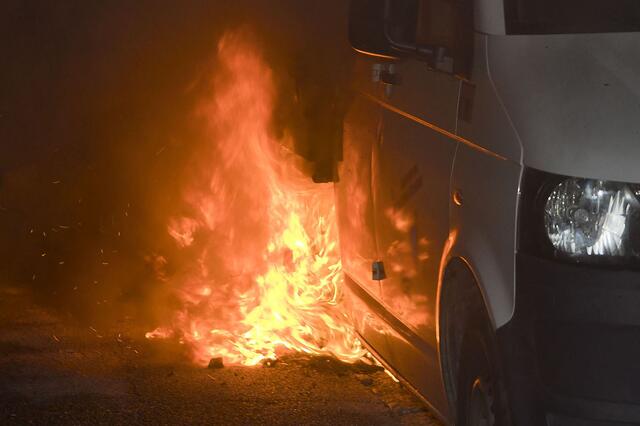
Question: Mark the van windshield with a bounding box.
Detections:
[505,0,640,34]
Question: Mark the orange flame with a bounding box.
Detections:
[146,31,364,366]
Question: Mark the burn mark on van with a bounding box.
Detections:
[394,165,423,210]
[401,165,419,189]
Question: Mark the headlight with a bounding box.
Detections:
[520,168,640,265]
[545,179,640,258]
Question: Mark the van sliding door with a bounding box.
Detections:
[373,57,459,414]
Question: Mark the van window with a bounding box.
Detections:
[387,0,419,45]
[388,0,460,49]
[386,0,473,76]
[505,0,640,34]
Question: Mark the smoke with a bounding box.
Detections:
[0,0,352,327]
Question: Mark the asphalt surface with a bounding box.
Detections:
[0,284,442,426]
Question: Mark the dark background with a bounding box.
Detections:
[0,0,352,326]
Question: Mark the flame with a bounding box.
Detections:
[146,31,364,366]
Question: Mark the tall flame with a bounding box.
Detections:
[146,31,364,366]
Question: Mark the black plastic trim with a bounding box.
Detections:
[497,252,640,424]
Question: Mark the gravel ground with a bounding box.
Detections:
[0,285,442,426]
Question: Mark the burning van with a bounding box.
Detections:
[340,0,640,424]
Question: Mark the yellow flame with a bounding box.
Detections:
[147,30,363,366]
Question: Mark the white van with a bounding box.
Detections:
[337,0,640,424]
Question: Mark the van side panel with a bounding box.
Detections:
[337,91,381,300]
[337,55,397,364]
[449,145,520,328]
[452,33,523,328]
[372,57,460,420]
[457,34,523,162]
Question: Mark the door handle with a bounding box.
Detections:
[372,261,387,280]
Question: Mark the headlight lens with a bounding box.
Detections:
[544,178,640,259]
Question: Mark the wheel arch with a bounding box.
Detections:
[438,256,493,416]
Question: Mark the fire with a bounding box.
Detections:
[146,31,364,366]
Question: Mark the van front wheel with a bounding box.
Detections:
[455,325,509,426]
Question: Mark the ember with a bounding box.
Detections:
[146,31,364,366]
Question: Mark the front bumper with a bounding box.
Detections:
[497,253,640,425]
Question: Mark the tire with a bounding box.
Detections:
[455,316,510,426]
